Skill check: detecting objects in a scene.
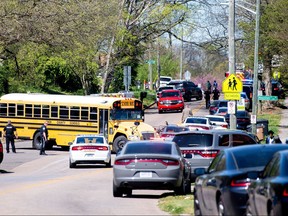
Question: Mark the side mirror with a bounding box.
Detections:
[68,142,73,146]
[194,168,206,176]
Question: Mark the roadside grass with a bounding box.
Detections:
[158,194,194,215]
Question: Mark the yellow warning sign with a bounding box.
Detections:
[224,93,241,100]
[222,74,243,93]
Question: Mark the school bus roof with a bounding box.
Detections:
[0,93,138,106]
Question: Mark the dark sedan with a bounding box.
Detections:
[209,100,228,115]
[247,149,288,216]
[113,140,191,197]
[193,145,288,216]
[225,110,251,130]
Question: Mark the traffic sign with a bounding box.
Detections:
[184,70,191,80]
[222,74,243,93]
[258,95,278,101]
[224,92,241,100]
[228,101,236,114]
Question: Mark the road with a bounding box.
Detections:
[0,99,207,215]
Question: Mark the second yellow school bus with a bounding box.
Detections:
[0,93,155,152]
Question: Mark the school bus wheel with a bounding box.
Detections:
[32,131,42,150]
[113,135,127,153]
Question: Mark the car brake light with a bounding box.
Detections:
[160,133,174,138]
[182,150,219,158]
[71,146,108,151]
[221,124,228,128]
[283,188,288,197]
[274,87,279,91]
[114,158,179,166]
[114,159,132,165]
[231,179,251,187]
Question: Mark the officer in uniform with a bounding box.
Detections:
[40,121,49,155]
[2,120,18,153]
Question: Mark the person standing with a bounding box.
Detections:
[2,120,18,153]
[204,90,211,109]
[206,81,212,93]
[40,121,49,155]
[212,87,220,100]
[213,80,218,89]
[181,104,193,123]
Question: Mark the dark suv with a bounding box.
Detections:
[272,80,285,99]
[167,80,202,101]
[172,129,258,182]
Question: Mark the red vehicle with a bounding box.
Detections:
[158,89,184,113]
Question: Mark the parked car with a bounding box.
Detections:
[193,145,288,216]
[157,89,184,113]
[243,85,253,110]
[205,115,228,129]
[182,116,213,130]
[209,100,228,115]
[113,140,192,197]
[272,79,285,99]
[158,76,172,88]
[214,107,228,116]
[172,129,258,181]
[69,134,111,168]
[247,149,288,216]
[0,140,3,164]
[225,110,251,130]
[238,92,250,111]
[158,124,190,141]
[156,86,175,100]
[167,80,202,101]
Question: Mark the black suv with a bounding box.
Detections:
[167,80,202,101]
[272,80,285,99]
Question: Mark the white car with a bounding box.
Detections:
[182,116,213,130]
[205,115,228,129]
[69,134,111,168]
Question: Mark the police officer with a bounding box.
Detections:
[40,121,49,155]
[2,120,18,153]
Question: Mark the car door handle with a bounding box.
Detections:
[206,178,216,186]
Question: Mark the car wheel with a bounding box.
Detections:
[113,182,123,197]
[158,110,163,114]
[246,201,253,216]
[217,196,226,216]
[185,178,192,194]
[113,135,127,153]
[105,159,112,168]
[174,178,186,195]
[69,159,76,168]
[194,190,202,216]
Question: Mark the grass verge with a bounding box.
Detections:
[158,194,194,215]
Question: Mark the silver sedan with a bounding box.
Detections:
[113,140,191,197]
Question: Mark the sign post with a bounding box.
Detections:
[123,66,131,91]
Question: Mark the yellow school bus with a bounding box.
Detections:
[0,93,155,152]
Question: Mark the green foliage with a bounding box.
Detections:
[158,195,194,215]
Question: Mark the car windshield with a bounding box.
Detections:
[233,148,282,169]
[173,134,213,147]
[160,77,172,82]
[185,118,207,124]
[124,142,172,155]
[76,137,103,144]
[161,91,180,97]
[110,109,142,120]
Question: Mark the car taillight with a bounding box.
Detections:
[210,107,217,110]
[114,158,179,166]
[71,146,108,151]
[283,188,288,197]
[0,143,3,152]
[274,87,279,91]
[231,179,251,187]
[160,133,174,138]
[182,150,219,158]
[221,124,228,128]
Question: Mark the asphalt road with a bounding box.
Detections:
[0,99,206,215]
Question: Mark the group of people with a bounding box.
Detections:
[1,120,49,155]
[204,80,220,109]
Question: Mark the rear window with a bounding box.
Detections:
[173,134,213,147]
[233,148,284,169]
[160,77,172,82]
[219,101,228,107]
[208,117,225,122]
[124,143,172,155]
[76,137,104,144]
[185,118,207,124]
[165,126,189,133]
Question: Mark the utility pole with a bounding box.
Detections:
[251,0,261,134]
[157,39,161,89]
[148,45,153,90]
[180,25,183,80]
[229,0,237,130]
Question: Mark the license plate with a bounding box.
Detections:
[140,172,152,178]
[85,153,94,157]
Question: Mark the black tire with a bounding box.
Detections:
[113,182,123,197]
[69,159,76,168]
[158,110,163,114]
[32,131,42,150]
[194,190,202,216]
[217,196,226,216]
[105,159,112,168]
[174,178,186,195]
[185,178,192,194]
[113,135,127,153]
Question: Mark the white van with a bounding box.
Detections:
[159,76,172,87]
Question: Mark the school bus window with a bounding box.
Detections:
[51,106,58,118]
[17,104,24,116]
[8,103,16,116]
[81,107,88,120]
[90,107,97,121]
[34,105,41,117]
[0,103,7,116]
[42,105,50,118]
[60,106,69,119]
[25,104,32,117]
[70,106,80,120]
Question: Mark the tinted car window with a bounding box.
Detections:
[233,149,276,169]
[231,134,256,146]
[219,134,230,146]
[186,118,207,124]
[215,154,226,171]
[208,152,224,173]
[208,117,225,122]
[269,156,280,177]
[164,126,189,133]
[219,101,228,107]
[124,143,172,155]
[173,134,213,147]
